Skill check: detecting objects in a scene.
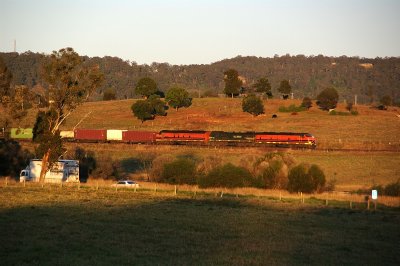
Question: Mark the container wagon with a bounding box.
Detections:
[74,129,107,142]
[122,131,156,143]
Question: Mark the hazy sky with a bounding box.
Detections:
[1,0,399,65]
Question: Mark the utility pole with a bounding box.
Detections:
[13,39,16,52]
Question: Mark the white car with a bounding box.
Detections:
[111,180,139,188]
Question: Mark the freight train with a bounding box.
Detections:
[4,128,317,148]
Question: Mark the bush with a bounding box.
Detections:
[103,88,117,101]
[198,163,254,188]
[287,163,326,193]
[384,180,400,197]
[301,97,312,109]
[161,158,196,185]
[91,156,120,180]
[329,110,358,116]
[242,94,264,116]
[278,104,306,113]
[367,180,400,197]
[252,152,295,189]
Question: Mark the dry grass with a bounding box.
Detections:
[3,178,398,207]
[17,98,400,150]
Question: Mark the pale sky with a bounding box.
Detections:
[1,0,399,65]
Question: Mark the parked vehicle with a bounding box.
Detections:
[111,180,140,188]
[20,159,80,183]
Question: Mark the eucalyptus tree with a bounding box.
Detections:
[36,47,103,182]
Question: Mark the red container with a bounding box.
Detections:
[157,130,211,143]
[122,131,156,143]
[74,129,107,141]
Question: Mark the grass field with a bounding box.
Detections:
[18,141,400,191]
[1,186,399,265]
[17,98,400,150]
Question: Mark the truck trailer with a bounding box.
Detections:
[20,159,80,183]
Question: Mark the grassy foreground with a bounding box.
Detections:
[1,186,399,265]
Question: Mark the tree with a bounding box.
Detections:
[253,77,272,97]
[135,77,157,98]
[103,88,117,101]
[0,57,30,129]
[165,87,192,111]
[148,94,167,116]
[301,97,312,109]
[32,110,65,166]
[131,100,154,123]
[242,94,264,116]
[38,47,103,182]
[131,95,167,123]
[316,87,339,110]
[223,69,242,98]
[277,80,292,99]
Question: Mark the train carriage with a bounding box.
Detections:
[122,130,157,144]
[156,130,211,145]
[255,132,316,148]
[209,131,255,146]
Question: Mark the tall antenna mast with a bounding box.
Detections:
[13,39,16,52]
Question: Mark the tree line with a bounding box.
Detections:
[1,52,399,105]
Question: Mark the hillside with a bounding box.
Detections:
[1,52,399,104]
[17,98,400,151]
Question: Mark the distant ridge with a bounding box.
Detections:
[1,52,399,104]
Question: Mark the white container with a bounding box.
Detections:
[60,130,74,139]
[106,129,127,141]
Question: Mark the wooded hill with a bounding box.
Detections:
[1,51,399,104]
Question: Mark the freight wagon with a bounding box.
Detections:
[7,128,316,149]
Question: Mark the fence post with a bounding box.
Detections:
[23,179,26,188]
[174,185,177,196]
[96,181,99,191]
[300,192,303,203]
[220,191,224,198]
[349,201,352,209]
[325,199,328,206]
[279,191,282,201]
[5,177,8,187]
[367,199,370,210]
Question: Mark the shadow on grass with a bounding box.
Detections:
[0,190,399,265]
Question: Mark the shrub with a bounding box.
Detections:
[103,88,117,101]
[149,154,175,182]
[287,163,326,193]
[242,94,264,116]
[91,156,120,180]
[278,104,306,113]
[161,158,196,185]
[368,180,400,197]
[301,97,312,109]
[384,180,400,197]
[198,163,253,188]
[329,110,358,116]
[252,152,295,189]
